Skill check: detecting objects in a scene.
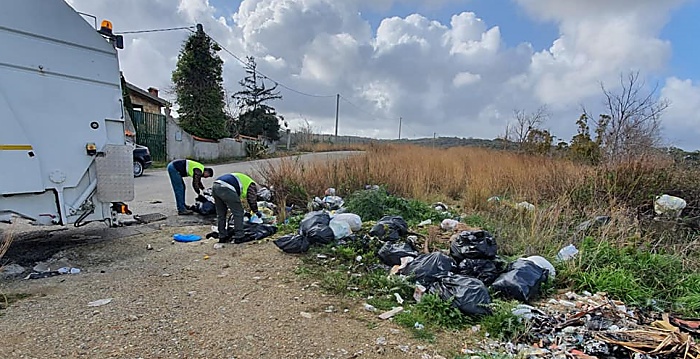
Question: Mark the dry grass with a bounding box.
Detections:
[296,142,370,153]
[261,143,590,210]
[259,143,700,257]
[0,225,14,266]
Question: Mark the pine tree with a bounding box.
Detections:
[171,24,228,140]
[232,56,285,140]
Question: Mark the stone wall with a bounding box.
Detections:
[165,115,275,161]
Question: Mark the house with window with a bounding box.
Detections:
[124,81,169,115]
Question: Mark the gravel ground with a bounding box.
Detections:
[0,224,457,359]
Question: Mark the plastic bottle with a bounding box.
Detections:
[556,244,579,261]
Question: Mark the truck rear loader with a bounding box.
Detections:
[0,1,134,227]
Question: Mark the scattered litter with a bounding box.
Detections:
[440,219,460,231]
[213,243,225,250]
[376,337,387,346]
[240,222,278,242]
[146,244,153,250]
[556,244,579,261]
[515,201,535,211]
[87,298,112,307]
[414,322,425,330]
[378,306,404,320]
[433,202,448,212]
[390,256,415,276]
[173,233,201,242]
[487,196,501,203]
[364,303,377,312]
[394,293,404,305]
[57,267,81,274]
[398,345,410,352]
[654,194,687,216]
[203,255,210,260]
[417,219,432,227]
[576,215,611,232]
[413,284,426,302]
[300,311,313,319]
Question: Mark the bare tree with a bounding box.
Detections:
[588,71,669,163]
[505,105,550,148]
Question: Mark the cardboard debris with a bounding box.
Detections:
[378,306,404,320]
[595,315,700,359]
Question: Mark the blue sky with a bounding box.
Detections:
[73,0,699,149]
[211,0,700,81]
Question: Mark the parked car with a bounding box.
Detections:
[133,144,152,177]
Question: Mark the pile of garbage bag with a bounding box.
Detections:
[274,210,364,254]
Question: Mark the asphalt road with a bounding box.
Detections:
[1,151,360,267]
[131,151,361,218]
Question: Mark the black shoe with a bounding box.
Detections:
[218,234,233,243]
[232,235,249,244]
[206,231,219,239]
[178,209,194,215]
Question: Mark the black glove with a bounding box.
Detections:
[205,231,219,239]
[196,195,207,203]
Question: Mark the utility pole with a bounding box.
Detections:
[433,132,436,148]
[398,117,402,140]
[334,94,340,139]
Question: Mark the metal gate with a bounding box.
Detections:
[130,110,167,162]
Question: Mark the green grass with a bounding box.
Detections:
[556,237,700,315]
[344,187,454,224]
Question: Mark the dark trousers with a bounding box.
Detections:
[212,182,244,239]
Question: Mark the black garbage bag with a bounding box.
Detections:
[428,274,492,316]
[241,222,278,242]
[305,224,335,245]
[400,252,456,286]
[300,211,331,234]
[450,230,497,262]
[491,258,549,303]
[273,234,310,254]
[454,257,507,286]
[377,241,418,266]
[369,216,409,241]
[188,194,216,215]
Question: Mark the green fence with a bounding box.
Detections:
[130,110,167,162]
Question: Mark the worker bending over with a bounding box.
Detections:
[208,172,262,243]
[167,159,213,215]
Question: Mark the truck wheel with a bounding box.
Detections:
[133,160,144,177]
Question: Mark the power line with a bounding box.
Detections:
[117,26,195,34]
[205,34,337,99]
[339,95,395,122]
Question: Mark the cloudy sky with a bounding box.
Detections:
[66,0,700,150]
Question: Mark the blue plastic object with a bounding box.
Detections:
[173,233,202,242]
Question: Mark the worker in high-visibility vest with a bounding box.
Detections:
[206,172,266,243]
[167,159,214,215]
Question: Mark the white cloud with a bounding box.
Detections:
[62,0,700,150]
[660,77,700,149]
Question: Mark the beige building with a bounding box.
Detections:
[125,82,168,114]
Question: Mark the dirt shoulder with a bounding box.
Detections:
[0,224,454,359]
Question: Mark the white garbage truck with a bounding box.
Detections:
[0,1,134,227]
